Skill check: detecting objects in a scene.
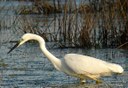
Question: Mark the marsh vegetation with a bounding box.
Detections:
[0,0,128,87]
[0,0,127,48]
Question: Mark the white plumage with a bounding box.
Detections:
[8,33,124,83]
[63,54,123,80]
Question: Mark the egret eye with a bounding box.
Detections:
[20,38,24,42]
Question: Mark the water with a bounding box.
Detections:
[0,42,128,88]
[0,1,128,88]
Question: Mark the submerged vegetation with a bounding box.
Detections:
[0,0,128,48]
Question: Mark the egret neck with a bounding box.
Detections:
[36,36,61,71]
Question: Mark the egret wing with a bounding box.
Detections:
[64,54,111,75]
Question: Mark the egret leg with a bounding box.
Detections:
[85,76,102,84]
[96,79,102,84]
[80,78,86,84]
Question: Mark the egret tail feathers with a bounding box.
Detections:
[107,63,124,73]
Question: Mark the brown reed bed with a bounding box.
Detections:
[18,0,128,48]
[1,0,127,49]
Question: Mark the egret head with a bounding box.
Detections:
[8,33,44,54]
[19,33,35,45]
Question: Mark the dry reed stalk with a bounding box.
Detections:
[3,0,127,48]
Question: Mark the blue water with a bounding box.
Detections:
[0,1,128,87]
[0,42,128,87]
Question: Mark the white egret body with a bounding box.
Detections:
[8,33,124,83]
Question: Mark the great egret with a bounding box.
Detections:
[8,33,124,83]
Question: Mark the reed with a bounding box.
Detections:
[1,0,127,48]
[20,0,127,48]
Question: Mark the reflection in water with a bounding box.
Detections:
[0,42,128,87]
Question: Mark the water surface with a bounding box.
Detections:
[0,1,128,88]
[0,42,128,88]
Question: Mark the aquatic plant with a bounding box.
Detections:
[0,0,127,48]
